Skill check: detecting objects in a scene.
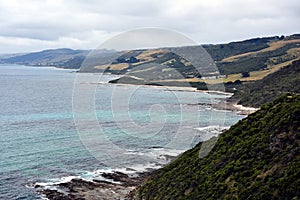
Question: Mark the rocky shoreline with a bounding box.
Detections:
[186,101,258,115]
[32,87,256,200]
[213,101,258,115]
[35,171,151,200]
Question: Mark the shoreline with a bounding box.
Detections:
[213,101,259,115]
[35,171,151,200]
[34,78,257,199]
[91,81,233,96]
[0,63,77,72]
[34,103,257,200]
[93,81,258,114]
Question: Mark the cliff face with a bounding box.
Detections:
[136,94,300,200]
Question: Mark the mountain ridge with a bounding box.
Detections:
[228,59,300,107]
[2,34,299,78]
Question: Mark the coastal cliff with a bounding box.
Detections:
[135,94,300,199]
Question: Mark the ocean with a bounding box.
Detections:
[0,64,244,199]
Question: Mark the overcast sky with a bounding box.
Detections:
[0,0,299,53]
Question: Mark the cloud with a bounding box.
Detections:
[0,0,299,53]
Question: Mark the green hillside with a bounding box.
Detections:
[229,59,300,107]
[135,94,300,200]
[203,36,276,61]
[216,41,300,75]
[104,34,300,86]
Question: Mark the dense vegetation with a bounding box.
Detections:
[217,42,300,75]
[230,59,300,107]
[136,93,300,199]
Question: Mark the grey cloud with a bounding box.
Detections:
[100,28,196,50]
[0,0,299,53]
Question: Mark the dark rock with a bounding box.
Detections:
[102,172,129,182]
[37,171,150,199]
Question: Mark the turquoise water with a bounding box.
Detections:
[0,64,244,199]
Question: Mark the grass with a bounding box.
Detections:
[240,58,299,81]
[129,66,160,73]
[94,38,300,86]
[131,49,167,66]
[108,63,129,70]
[231,59,300,107]
[222,39,300,62]
[146,58,299,85]
[94,65,109,69]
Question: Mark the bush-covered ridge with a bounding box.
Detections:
[230,59,300,107]
[136,94,300,200]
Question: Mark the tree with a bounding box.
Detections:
[241,71,250,77]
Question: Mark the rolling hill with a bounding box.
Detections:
[0,48,89,69]
[1,34,300,86]
[96,34,300,87]
[229,59,300,107]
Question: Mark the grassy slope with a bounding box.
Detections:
[216,40,300,75]
[136,94,300,200]
[221,39,300,62]
[107,35,300,87]
[202,37,274,61]
[110,58,300,95]
[2,34,299,82]
[230,59,300,107]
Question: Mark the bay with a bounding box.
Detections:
[0,64,244,199]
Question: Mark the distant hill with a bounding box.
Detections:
[0,48,90,69]
[0,53,26,60]
[135,93,300,199]
[229,59,300,107]
[95,34,300,87]
[2,34,300,85]
[203,36,277,61]
[215,36,300,75]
